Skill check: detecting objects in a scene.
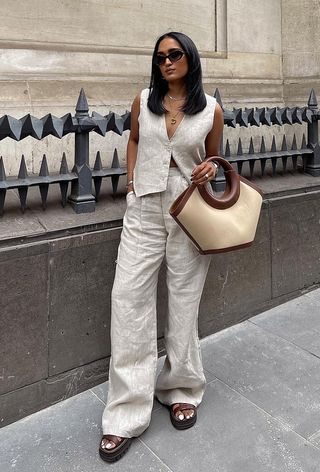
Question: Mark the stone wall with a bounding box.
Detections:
[282,0,320,104]
[0,0,288,175]
[2,178,320,427]
[1,1,318,175]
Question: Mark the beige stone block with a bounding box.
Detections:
[282,0,320,79]
[203,81,284,107]
[0,80,32,110]
[283,81,320,106]
[204,52,282,80]
[0,48,151,81]
[0,0,220,53]
[227,0,281,54]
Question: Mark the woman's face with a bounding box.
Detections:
[156,37,188,83]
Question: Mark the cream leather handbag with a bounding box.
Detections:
[169,157,263,254]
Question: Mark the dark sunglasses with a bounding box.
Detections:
[155,50,185,66]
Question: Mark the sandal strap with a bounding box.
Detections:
[172,403,196,414]
[102,435,124,447]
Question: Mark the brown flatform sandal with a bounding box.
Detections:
[170,403,197,430]
[99,435,132,462]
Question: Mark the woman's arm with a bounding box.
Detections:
[191,103,224,185]
[126,94,140,193]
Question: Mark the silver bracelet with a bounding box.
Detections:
[210,162,219,172]
[126,180,134,188]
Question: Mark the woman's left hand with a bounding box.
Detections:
[191,161,217,186]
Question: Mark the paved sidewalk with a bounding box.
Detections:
[1,289,320,472]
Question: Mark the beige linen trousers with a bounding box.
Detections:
[102,168,211,438]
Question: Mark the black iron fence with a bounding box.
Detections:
[0,88,319,216]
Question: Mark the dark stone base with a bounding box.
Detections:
[2,183,320,427]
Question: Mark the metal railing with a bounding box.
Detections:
[0,88,319,216]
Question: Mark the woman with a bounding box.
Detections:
[99,31,224,462]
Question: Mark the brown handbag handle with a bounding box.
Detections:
[194,156,240,210]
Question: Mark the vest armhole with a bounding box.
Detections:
[140,88,149,110]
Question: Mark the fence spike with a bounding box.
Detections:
[302,107,313,123]
[18,187,28,213]
[249,160,255,178]
[270,107,283,126]
[0,188,5,216]
[224,139,231,157]
[111,148,120,194]
[224,109,236,127]
[281,135,288,151]
[75,88,89,113]
[91,111,108,136]
[20,114,43,140]
[301,134,307,149]
[111,175,119,194]
[236,161,244,175]
[18,155,28,179]
[260,159,267,176]
[235,109,248,127]
[237,138,243,156]
[271,157,277,175]
[308,89,318,109]
[271,136,277,152]
[94,151,103,170]
[39,154,49,176]
[60,152,69,174]
[105,112,116,133]
[292,156,298,171]
[248,137,254,154]
[214,88,223,107]
[292,107,303,125]
[282,156,288,173]
[114,114,125,135]
[94,179,102,201]
[39,183,49,210]
[93,151,103,201]
[0,156,6,181]
[280,107,293,125]
[246,107,260,127]
[0,115,22,141]
[291,134,297,150]
[41,113,64,139]
[111,148,120,168]
[260,136,266,153]
[122,111,131,132]
[260,108,272,126]
[59,181,68,207]
[61,113,77,135]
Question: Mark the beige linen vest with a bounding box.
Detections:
[133,88,217,197]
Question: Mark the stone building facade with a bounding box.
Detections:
[0,0,319,174]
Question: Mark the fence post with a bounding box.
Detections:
[68,88,96,213]
[212,88,226,191]
[305,89,320,176]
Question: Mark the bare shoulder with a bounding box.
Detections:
[213,102,224,126]
[131,93,141,112]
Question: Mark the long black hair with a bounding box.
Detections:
[148,32,207,116]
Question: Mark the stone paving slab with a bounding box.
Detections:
[201,290,320,441]
[250,289,320,361]
[0,389,171,472]
[142,379,320,472]
[1,291,320,472]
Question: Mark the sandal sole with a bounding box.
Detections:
[170,409,197,430]
[157,399,197,430]
[99,437,132,462]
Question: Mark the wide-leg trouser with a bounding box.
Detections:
[102,168,211,438]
